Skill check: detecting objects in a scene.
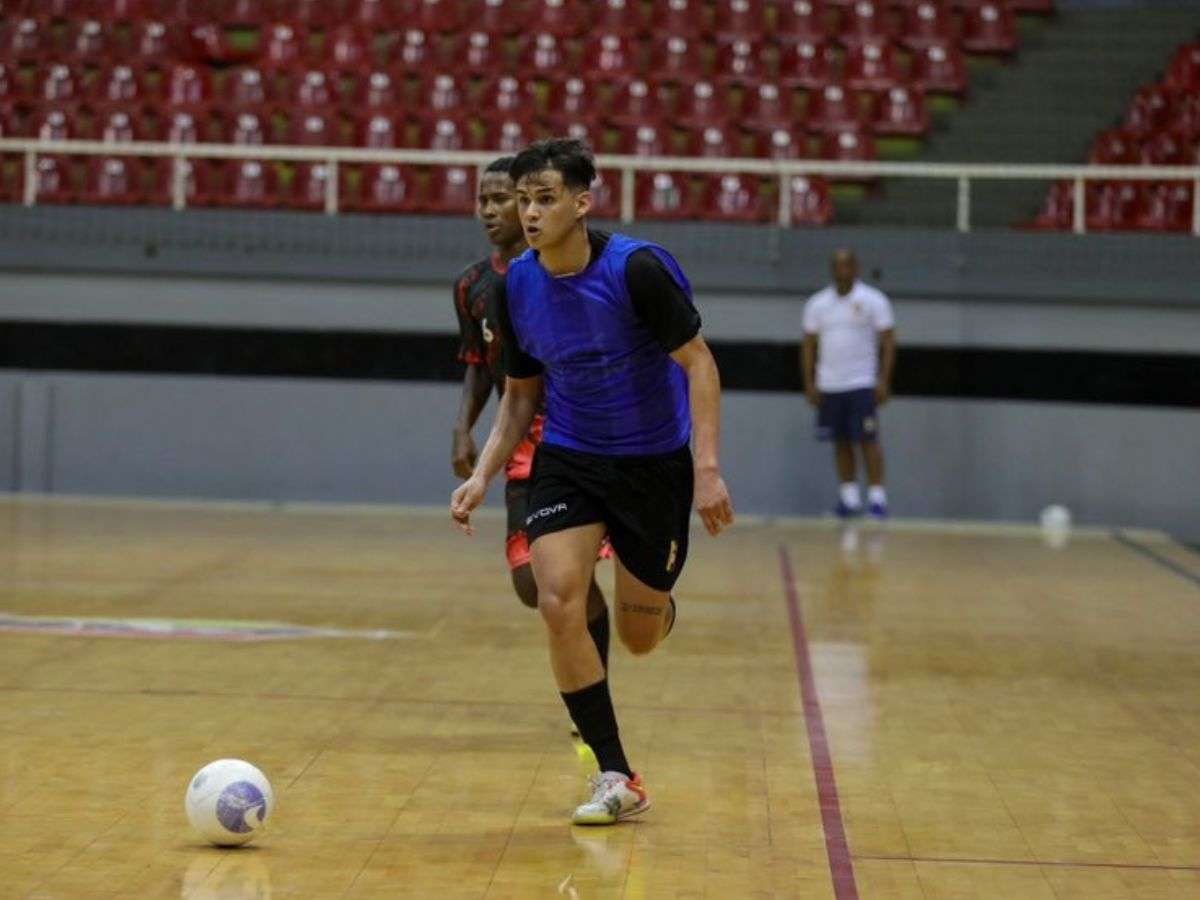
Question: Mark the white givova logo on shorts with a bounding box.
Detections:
[666,540,678,572]
[526,502,567,527]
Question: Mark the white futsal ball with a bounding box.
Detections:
[185,759,273,846]
[1039,504,1072,532]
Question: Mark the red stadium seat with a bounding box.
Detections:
[222,66,274,111]
[529,0,590,37]
[743,83,799,134]
[582,33,641,83]
[651,0,707,40]
[1086,181,1139,232]
[636,171,695,220]
[1124,85,1173,137]
[475,0,528,36]
[902,1,955,51]
[147,158,220,208]
[132,21,177,66]
[166,62,214,110]
[64,19,113,64]
[617,122,670,156]
[113,0,162,20]
[676,81,734,129]
[220,159,279,209]
[839,1,892,48]
[1169,93,1200,139]
[807,82,867,132]
[755,127,813,159]
[289,0,338,28]
[516,33,570,79]
[417,73,467,119]
[688,123,741,157]
[91,65,150,112]
[214,0,270,26]
[350,0,399,29]
[543,77,602,132]
[396,29,442,74]
[1164,42,1200,93]
[479,76,534,124]
[421,116,470,150]
[607,79,666,129]
[97,109,144,143]
[872,85,929,136]
[348,164,419,213]
[289,161,334,211]
[713,0,767,42]
[44,0,95,17]
[714,39,768,86]
[163,110,200,143]
[187,22,255,66]
[820,126,877,166]
[595,0,647,37]
[483,117,534,153]
[84,156,144,206]
[37,65,84,107]
[1088,128,1139,165]
[845,40,902,92]
[348,69,401,112]
[0,64,17,108]
[328,26,375,74]
[788,175,833,224]
[961,3,1017,55]
[652,36,707,85]
[588,169,622,218]
[263,23,309,71]
[1136,182,1193,232]
[777,0,833,43]
[32,108,76,141]
[702,173,770,222]
[356,111,404,148]
[32,156,76,206]
[226,110,272,146]
[292,69,339,109]
[290,110,343,147]
[459,31,504,77]
[8,17,48,65]
[1031,182,1074,231]
[911,42,968,96]
[556,119,604,149]
[426,165,476,214]
[1139,130,1187,166]
[779,40,836,90]
[414,0,464,33]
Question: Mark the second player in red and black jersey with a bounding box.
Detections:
[451,157,610,651]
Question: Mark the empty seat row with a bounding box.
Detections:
[1031,180,1195,234]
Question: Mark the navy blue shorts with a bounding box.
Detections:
[816,388,879,443]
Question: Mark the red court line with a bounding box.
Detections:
[856,854,1200,872]
[778,545,859,900]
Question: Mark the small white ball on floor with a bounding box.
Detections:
[185,759,273,847]
[1039,504,1072,548]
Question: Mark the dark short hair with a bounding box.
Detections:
[484,155,516,175]
[510,139,596,192]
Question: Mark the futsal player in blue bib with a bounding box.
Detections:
[451,139,734,825]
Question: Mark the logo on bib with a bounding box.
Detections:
[665,540,678,573]
[526,502,568,526]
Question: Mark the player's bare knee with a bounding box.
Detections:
[537,589,584,635]
[510,565,538,609]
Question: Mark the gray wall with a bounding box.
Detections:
[2,370,1197,540]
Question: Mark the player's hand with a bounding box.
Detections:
[694,466,734,537]
[805,386,821,408]
[450,475,487,536]
[875,383,891,406]
[451,429,477,479]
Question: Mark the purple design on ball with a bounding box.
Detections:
[215,781,266,834]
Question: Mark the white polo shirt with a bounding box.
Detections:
[802,280,894,393]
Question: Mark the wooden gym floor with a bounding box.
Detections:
[1,496,1198,899]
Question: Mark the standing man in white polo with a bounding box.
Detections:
[802,249,896,518]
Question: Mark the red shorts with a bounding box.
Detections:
[503,416,612,569]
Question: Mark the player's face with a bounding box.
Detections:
[476,172,523,248]
[832,251,857,293]
[515,169,591,250]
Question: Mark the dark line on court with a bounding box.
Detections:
[855,853,1200,872]
[1112,530,1200,589]
[778,545,859,900]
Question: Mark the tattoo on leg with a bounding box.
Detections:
[620,602,664,616]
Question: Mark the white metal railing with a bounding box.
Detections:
[2,138,1199,236]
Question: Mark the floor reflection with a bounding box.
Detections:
[181,851,271,900]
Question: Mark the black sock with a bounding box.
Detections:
[587,603,610,671]
[560,679,632,777]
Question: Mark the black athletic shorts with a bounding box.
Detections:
[524,442,694,592]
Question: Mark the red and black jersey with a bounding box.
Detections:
[453,252,509,394]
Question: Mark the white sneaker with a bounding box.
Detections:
[572,771,650,825]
